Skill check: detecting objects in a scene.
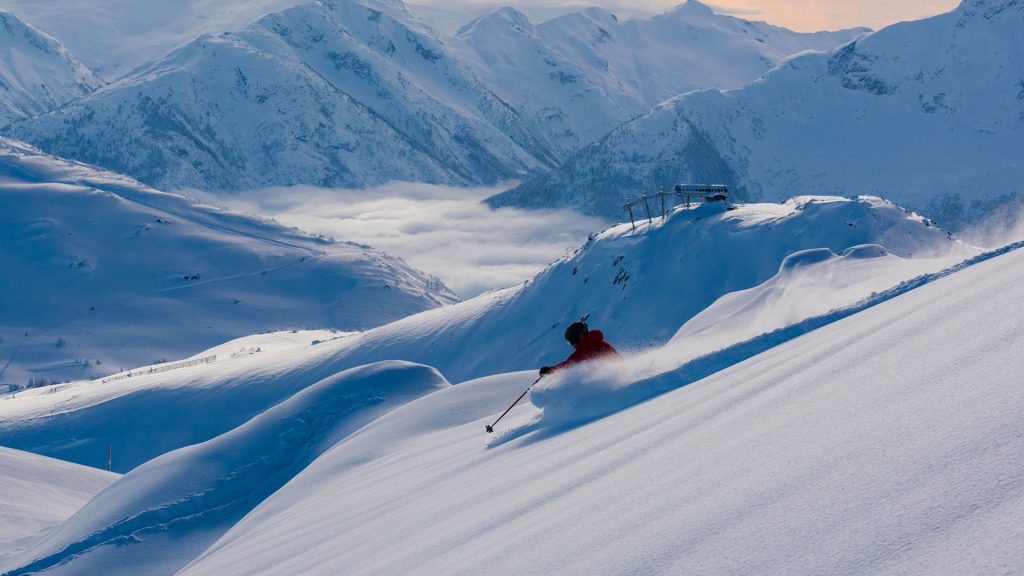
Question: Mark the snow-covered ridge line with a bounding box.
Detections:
[0,10,101,127]
[1,0,555,192]
[455,0,865,157]
[490,0,1024,229]
[0,0,865,193]
[532,237,1024,426]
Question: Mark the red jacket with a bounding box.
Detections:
[552,330,619,372]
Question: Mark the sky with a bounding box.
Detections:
[194,184,608,299]
[409,0,961,34]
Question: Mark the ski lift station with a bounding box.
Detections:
[623,184,729,229]
[674,184,729,204]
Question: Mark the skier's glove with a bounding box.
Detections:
[539,366,553,376]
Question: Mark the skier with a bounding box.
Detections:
[486,322,619,434]
[540,322,619,375]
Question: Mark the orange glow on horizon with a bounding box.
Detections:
[684,0,961,32]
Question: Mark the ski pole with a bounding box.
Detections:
[486,375,543,434]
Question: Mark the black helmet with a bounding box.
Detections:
[565,322,588,345]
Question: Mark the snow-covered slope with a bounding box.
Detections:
[0,11,100,127]
[0,361,447,576]
[457,2,866,155]
[285,197,960,384]
[0,138,455,386]
[177,245,1024,576]
[490,0,1024,229]
[3,0,555,192]
[0,447,117,559]
[0,196,964,473]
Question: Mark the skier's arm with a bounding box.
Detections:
[550,349,585,372]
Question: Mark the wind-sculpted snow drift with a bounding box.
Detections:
[0,448,118,558]
[0,138,455,386]
[490,0,1024,229]
[0,361,448,576]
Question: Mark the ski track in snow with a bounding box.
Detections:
[527,238,1024,430]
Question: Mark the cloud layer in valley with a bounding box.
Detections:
[192,183,609,298]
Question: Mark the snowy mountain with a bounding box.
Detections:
[0,0,864,194]
[2,0,556,193]
[0,137,455,387]
[456,1,867,155]
[0,196,964,472]
[0,0,311,80]
[0,11,100,127]
[490,0,1024,229]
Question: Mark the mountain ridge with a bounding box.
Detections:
[3,0,558,192]
[487,0,1024,229]
[3,0,865,193]
[457,1,867,156]
[0,10,101,127]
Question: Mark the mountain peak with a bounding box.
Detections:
[492,6,531,22]
[581,6,619,24]
[0,9,51,48]
[458,6,533,36]
[0,10,101,126]
[672,0,716,17]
